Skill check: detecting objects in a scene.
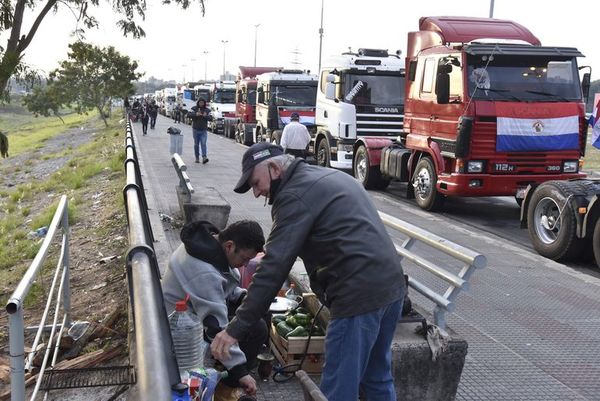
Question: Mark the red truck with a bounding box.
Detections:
[355,16,591,211]
[225,66,281,145]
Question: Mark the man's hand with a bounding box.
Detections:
[211,329,238,361]
[238,374,257,396]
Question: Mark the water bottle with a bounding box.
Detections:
[169,299,204,374]
[285,283,299,301]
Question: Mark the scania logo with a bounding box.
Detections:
[533,121,544,133]
[374,107,399,113]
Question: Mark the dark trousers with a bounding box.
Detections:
[141,118,149,134]
[285,148,307,158]
[150,115,157,128]
[220,318,268,387]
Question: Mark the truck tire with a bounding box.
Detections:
[316,139,330,168]
[593,218,600,269]
[413,157,445,211]
[527,182,584,261]
[354,145,390,190]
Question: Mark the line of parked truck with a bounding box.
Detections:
[148,15,600,268]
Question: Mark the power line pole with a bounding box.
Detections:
[254,24,261,67]
[221,40,229,78]
[318,0,325,72]
[489,0,495,17]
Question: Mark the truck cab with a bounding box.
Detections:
[193,83,212,103]
[399,16,590,210]
[254,70,318,144]
[317,48,405,170]
[232,66,281,145]
[209,81,236,134]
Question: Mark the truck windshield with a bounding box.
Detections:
[213,89,236,103]
[343,74,405,105]
[197,90,210,102]
[467,55,581,101]
[248,89,257,105]
[272,85,317,106]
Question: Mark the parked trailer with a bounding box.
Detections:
[356,16,591,212]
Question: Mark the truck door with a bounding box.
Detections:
[407,57,437,137]
[431,56,464,152]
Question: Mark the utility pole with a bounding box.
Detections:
[221,40,229,78]
[203,51,209,81]
[190,58,196,82]
[318,0,325,72]
[489,0,495,18]
[254,24,261,67]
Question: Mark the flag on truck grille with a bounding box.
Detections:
[496,115,579,152]
[589,98,600,150]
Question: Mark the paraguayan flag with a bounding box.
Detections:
[496,115,579,152]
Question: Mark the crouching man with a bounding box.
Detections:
[162,220,267,398]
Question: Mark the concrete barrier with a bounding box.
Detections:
[175,185,231,229]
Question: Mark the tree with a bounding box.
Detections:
[0,0,205,100]
[24,41,142,126]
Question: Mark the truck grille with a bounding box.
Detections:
[356,113,403,136]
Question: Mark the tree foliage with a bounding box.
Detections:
[24,41,141,125]
[0,0,205,100]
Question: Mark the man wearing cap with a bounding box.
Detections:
[211,143,406,401]
[280,112,311,159]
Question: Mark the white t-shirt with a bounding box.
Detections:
[280,121,311,150]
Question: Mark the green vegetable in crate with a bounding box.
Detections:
[276,321,295,338]
[285,315,300,328]
[287,326,309,337]
[293,313,311,327]
[272,314,287,325]
[310,325,325,336]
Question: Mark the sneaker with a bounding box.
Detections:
[195,158,200,163]
[202,158,209,164]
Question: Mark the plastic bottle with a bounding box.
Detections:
[285,283,299,301]
[168,299,204,375]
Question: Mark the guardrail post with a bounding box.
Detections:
[62,205,72,327]
[8,308,25,401]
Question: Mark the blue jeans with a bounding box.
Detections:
[193,129,207,160]
[320,299,402,401]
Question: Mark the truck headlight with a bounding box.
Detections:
[467,160,484,173]
[563,160,578,173]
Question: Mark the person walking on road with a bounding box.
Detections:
[280,112,311,158]
[148,100,159,129]
[140,102,149,135]
[162,220,267,398]
[211,142,407,401]
[188,99,211,164]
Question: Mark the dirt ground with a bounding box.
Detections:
[0,117,131,399]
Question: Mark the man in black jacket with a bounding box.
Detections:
[212,143,406,401]
[187,99,211,163]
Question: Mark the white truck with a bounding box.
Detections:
[162,87,178,117]
[315,48,405,170]
[254,69,318,144]
[208,81,237,135]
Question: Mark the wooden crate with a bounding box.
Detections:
[270,323,326,374]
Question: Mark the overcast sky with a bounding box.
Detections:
[4,0,598,83]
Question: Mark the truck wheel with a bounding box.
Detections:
[413,157,445,211]
[317,139,330,168]
[527,182,584,261]
[354,145,390,190]
[593,218,600,269]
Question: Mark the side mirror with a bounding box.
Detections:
[581,72,591,103]
[257,91,264,104]
[325,81,336,101]
[436,70,450,104]
[326,74,336,83]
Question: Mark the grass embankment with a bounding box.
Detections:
[0,110,127,308]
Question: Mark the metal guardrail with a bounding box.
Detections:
[171,153,194,202]
[6,195,71,401]
[379,211,487,331]
[123,121,180,399]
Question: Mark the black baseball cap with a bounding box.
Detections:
[234,142,284,193]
